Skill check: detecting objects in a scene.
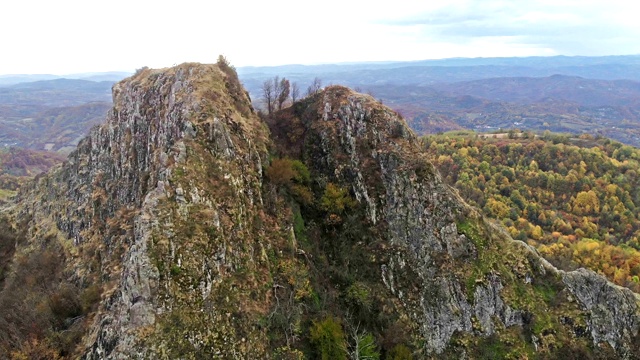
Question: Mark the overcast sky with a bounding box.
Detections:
[1,0,639,74]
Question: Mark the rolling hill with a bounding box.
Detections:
[0,79,113,152]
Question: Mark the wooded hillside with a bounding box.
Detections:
[424,131,640,293]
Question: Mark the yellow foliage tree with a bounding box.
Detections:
[572,190,600,215]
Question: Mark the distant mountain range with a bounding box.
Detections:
[0,71,132,86]
[237,55,640,147]
[351,74,640,146]
[433,75,640,106]
[237,54,640,89]
[3,55,640,152]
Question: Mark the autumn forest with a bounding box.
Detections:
[424,131,640,293]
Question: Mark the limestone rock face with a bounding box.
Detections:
[2,67,639,359]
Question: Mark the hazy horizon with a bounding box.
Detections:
[3,53,640,77]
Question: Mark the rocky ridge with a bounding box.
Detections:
[270,85,640,358]
[0,63,638,359]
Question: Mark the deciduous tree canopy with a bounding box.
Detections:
[424,131,640,292]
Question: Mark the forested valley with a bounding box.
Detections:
[424,131,640,293]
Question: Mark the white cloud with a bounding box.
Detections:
[379,0,640,56]
[0,0,639,74]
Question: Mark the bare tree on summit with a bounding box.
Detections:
[276,78,290,111]
[262,79,275,115]
[263,76,293,114]
[306,77,322,96]
[291,82,300,103]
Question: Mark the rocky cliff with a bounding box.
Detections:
[270,86,640,358]
[0,63,638,359]
[1,62,277,359]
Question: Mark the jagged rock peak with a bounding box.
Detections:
[18,62,263,243]
[5,62,273,359]
[315,85,415,140]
